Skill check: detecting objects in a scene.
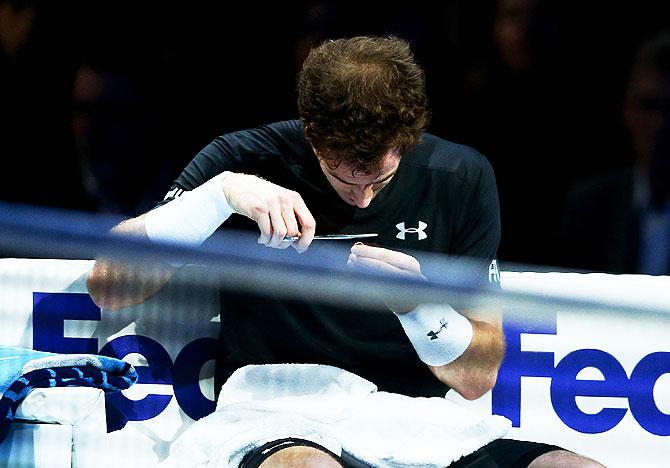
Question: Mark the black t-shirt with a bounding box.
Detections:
[161,120,501,397]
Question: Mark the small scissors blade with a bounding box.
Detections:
[283,233,378,242]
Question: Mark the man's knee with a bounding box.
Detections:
[528,449,606,468]
[258,445,344,468]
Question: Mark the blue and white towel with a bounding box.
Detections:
[0,345,137,443]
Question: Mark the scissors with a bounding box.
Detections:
[283,233,378,242]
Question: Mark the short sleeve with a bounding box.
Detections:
[451,158,502,287]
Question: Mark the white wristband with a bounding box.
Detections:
[395,304,473,366]
[145,172,235,246]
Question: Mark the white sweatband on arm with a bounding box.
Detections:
[145,172,235,245]
[395,303,473,366]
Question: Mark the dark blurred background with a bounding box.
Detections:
[2,0,670,273]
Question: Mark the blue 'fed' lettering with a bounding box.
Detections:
[32,292,216,428]
[493,309,670,436]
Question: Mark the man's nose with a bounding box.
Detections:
[352,184,374,208]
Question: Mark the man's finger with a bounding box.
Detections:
[348,253,413,277]
[351,244,420,272]
[293,198,316,253]
[255,211,273,245]
[267,206,288,248]
[281,202,300,238]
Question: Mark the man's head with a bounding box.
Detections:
[624,32,670,205]
[624,33,670,165]
[297,36,430,207]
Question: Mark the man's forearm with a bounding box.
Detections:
[393,302,505,400]
[428,317,504,400]
[87,214,175,310]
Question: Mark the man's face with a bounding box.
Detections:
[494,0,536,72]
[624,68,670,164]
[624,66,670,204]
[317,150,401,209]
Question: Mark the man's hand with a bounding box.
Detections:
[348,243,505,399]
[221,173,316,252]
[347,243,425,313]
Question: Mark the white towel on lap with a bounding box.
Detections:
[160,364,511,468]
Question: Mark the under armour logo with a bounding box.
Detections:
[427,318,448,340]
[396,221,428,240]
[163,187,185,201]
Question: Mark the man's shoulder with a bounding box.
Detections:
[405,133,493,182]
[259,119,304,136]
[204,120,311,166]
[224,120,305,145]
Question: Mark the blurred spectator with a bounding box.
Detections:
[494,0,536,73]
[0,0,87,209]
[72,61,173,215]
[561,32,670,274]
[0,0,32,58]
[451,0,582,267]
[293,2,342,68]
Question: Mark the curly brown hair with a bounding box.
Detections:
[297,36,431,174]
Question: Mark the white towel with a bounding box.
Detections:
[160,364,511,468]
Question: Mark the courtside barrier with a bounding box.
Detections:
[0,259,668,467]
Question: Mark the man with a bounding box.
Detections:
[562,32,670,275]
[88,36,601,467]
